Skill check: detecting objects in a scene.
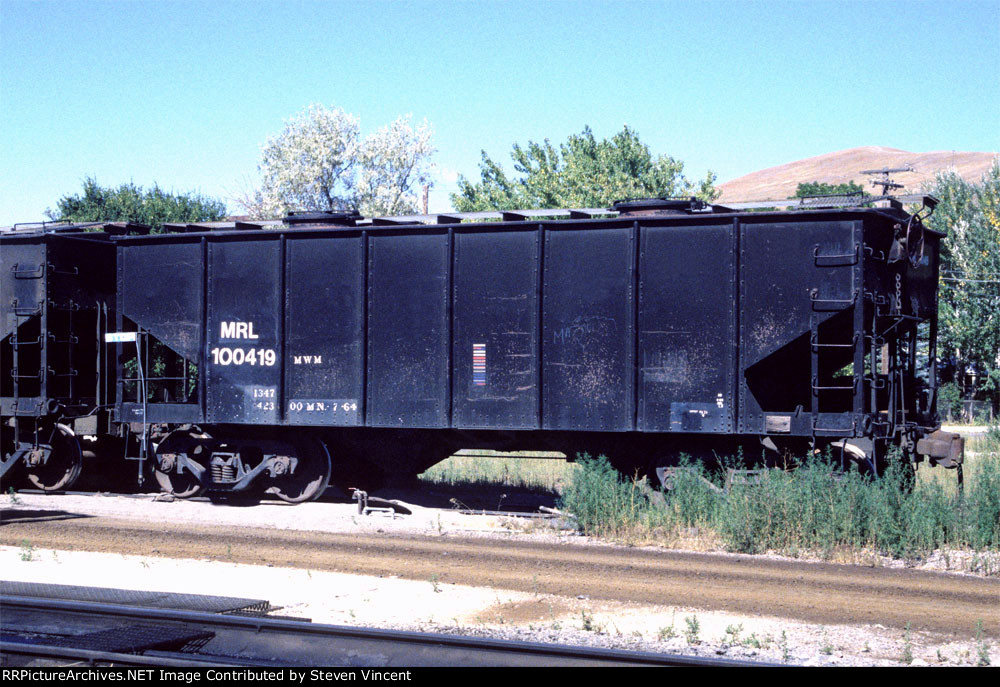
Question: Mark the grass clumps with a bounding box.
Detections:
[716,450,998,557]
[558,438,1000,562]
[556,453,650,535]
[420,453,574,491]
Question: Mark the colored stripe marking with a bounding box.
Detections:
[472,343,487,386]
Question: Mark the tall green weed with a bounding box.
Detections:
[560,446,1000,560]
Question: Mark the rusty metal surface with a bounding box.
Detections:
[916,429,965,468]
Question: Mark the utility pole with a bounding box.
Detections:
[861,165,914,196]
[422,184,429,215]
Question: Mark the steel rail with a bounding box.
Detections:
[1,595,772,667]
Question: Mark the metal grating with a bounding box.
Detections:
[0,624,215,654]
[2,624,213,653]
[1,581,271,616]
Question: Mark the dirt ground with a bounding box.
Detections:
[2,491,997,666]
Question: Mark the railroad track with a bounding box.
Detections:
[1,591,768,667]
[7,508,998,638]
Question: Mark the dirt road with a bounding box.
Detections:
[3,509,996,639]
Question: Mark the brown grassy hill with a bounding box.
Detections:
[717,146,998,202]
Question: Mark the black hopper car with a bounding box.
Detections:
[0,196,965,502]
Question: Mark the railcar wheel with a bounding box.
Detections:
[26,424,82,492]
[154,429,208,498]
[270,439,331,503]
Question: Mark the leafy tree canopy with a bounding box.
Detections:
[926,158,1000,404]
[48,177,227,231]
[239,104,435,219]
[450,125,719,212]
[792,180,864,198]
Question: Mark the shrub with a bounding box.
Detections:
[558,454,656,535]
[559,444,1000,559]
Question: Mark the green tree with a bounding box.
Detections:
[926,158,1000,408]
[792,180,864,198]
[450,125,719,211]
[48,177,227,231]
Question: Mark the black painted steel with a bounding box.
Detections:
[452,227,539,429]
[120,240,204,362]
[3,197,955,493]
[104,206,939,441]
[367,230,451,428]
[542,225,635,431]
[284,234,365,426]
[638,221,736,433]
[206,238,282,425]
[1,228,116,489]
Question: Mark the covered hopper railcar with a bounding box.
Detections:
[0,196,964,500]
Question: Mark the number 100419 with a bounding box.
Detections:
[210,347,277,366]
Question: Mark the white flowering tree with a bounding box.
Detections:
[240,105,435,219]
[355,116,436,216]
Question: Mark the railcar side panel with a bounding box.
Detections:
[542,226,634,431]
[451,228,540,429]
[284,234,365,426]
[205,238,281,424]
[638,222,736,433]
[120,241,204,361]
[739,218,861,435]
[366,231,450,428]
[0,240,47,406]
[1,241,45,343]
[44,237,113,406]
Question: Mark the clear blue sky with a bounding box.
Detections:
[2,0,998,224]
